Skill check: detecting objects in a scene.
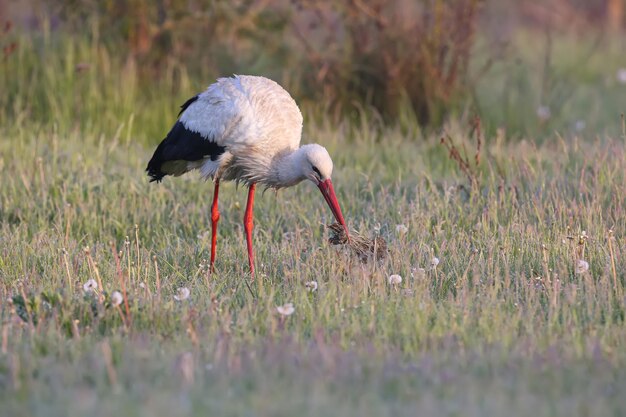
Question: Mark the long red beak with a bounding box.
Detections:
[318,179,349,237]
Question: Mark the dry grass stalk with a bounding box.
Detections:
[327,223,387,262]
[440,116,483,188]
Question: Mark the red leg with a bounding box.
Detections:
[210,179,220,273]
[244,183,256,277]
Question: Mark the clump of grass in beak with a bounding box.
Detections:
[327,223,387,262]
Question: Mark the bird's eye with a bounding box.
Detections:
[312,166,322,178]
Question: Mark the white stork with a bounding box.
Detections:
[147,75,348,277]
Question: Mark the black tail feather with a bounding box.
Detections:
[146,140,168,182]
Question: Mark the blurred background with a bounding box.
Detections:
[1,0,625,140]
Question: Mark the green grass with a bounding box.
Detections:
[1,30,626,416]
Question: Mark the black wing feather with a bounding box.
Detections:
[146,121,225,183]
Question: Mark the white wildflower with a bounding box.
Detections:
[536,105,551,121]
[617,68,626,84]
[276,303,295,316]
[305,281,318,292]
[111,291,123,307]
[575,260,589,274]
[174,287,190,301]
[395,224,408,236]
[83,279,98,293]
[430,257,440,268]
[388,274,402,285]
[139,282,146,289]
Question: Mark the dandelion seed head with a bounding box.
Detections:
[83,279,98,293]
[111,291,123,306]
[575,259,589,274]
[174,287,190,301]
[276,303,295,316]
[430,257,440,268]
[388,274,402,285]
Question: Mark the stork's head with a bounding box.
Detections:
[300,144,349,237]
[301,144,333,183]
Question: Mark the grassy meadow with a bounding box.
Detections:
[1,25,626,416]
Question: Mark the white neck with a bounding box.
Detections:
[269,148,308,189]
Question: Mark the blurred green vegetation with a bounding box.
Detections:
[1,0,625,139]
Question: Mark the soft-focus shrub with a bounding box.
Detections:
[39,0,484,125]
[288,0,483,124]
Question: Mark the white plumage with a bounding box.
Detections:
[147,75,348,276]
[181,76,304,185]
